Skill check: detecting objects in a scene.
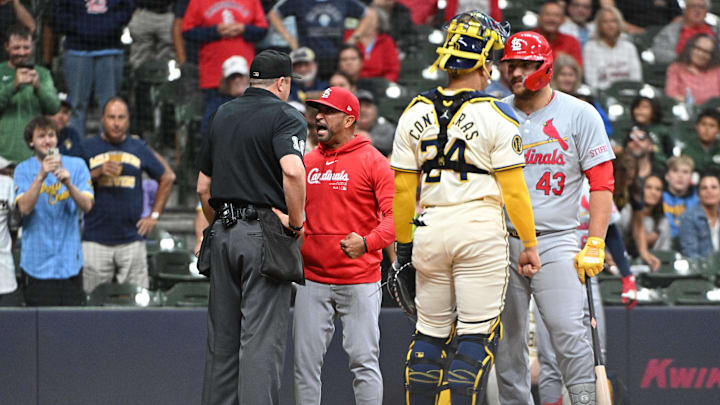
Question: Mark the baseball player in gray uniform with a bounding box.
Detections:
[493,31,615,405]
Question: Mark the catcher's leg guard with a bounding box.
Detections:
[405,332,450,405]
[567,383,596,405]
[447,319,502,405]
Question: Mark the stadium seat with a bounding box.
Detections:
[599,279,624,306]
[604,80,646,105]
[638,258,705,289]
[650,249,682,264]
[642,61,670,89]
[153,249,203,290]
[667,279,720,305]
[134,58,169,85]
[87,282,163,307]
[164,282,210,307]
[699,97,720,112]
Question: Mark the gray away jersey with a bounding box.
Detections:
[503,91,615,232]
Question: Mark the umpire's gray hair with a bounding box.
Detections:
[249,77,280,88]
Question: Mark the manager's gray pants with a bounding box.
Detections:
[293,279,383,405]
[202,219,293,405]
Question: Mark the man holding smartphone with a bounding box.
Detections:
[13,116,93,306]
[0,24,60,165]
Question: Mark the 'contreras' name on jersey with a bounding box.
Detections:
[407,112,481,141]
[307,168,349,184]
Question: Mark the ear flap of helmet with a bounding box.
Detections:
[524,58,553,91]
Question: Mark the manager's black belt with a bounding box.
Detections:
[216,202,258,228]
[507,229,571,239]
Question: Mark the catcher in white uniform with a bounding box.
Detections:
[389,11,541,405]
[493,31,616,405]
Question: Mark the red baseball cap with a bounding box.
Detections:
[305,87,360,121]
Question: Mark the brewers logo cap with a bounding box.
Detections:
[305,87,360,121]
[249,50,302,79]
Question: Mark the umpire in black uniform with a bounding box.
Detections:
[196,49,307,405]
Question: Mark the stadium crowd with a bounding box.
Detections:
[0,0,719,308]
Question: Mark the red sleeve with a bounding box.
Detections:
[181,0,203,31]
[252,0,268,29]
[490,0,502,22]
[382,36,400,82]
[364,155,396,252]
[584,160,614,193]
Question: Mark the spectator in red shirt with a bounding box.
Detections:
[652,0,718,64]
[181,0,267,107]
[344,7,399,82]
[535,1,583,67]
[665,33,720,105]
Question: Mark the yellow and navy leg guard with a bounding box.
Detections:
[447,319,503,405]
[405,331,452,405]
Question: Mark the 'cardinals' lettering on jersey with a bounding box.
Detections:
[391,88,524,207]
[503,91,614,232]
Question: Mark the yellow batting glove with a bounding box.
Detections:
[574,236,605,284]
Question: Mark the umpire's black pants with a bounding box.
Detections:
[202,217,293,405]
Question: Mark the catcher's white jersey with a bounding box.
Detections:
[391,88,525,207]
[503,91,615,232]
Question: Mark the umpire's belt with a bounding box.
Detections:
[216,202,258,223]
[507,229,570,239]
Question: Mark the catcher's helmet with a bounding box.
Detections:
[501,31,554,91]
[431,10,511,76]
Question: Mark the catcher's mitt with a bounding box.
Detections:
[387,261,417,320]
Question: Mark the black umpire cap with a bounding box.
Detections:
[250,50,302,79]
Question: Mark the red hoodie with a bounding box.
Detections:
[302,135,395,284]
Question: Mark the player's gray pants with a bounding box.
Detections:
[495,231,595,405]
[293,280,383,405]
[534,277,605,404]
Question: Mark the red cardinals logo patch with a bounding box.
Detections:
[543,119,568,151]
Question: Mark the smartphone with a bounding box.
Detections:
[16,62,35,69]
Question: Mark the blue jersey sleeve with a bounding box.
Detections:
[347,0,367,18]
[140,145,166,181]
[274,0,298,17]
[12,161,33,203]
[491,100,520,127]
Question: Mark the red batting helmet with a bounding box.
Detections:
[501,31,553,91]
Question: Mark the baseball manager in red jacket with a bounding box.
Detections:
[294,86,395,405]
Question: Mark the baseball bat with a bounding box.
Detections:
[586,279,612,405]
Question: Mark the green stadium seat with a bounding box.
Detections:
[134,58,169,85]
[599,279,624,306]
[87,282,162,307]
[638,258,705,289]
[153,249,204,290]
[667,279,720,305]
[604,80,646,105]
[642,61,670,89]
[699,97,720,112]
[164,282,210,307]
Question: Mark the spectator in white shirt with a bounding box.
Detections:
[583,6,643,91]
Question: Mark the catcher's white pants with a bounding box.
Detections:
[412,199,510,337]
